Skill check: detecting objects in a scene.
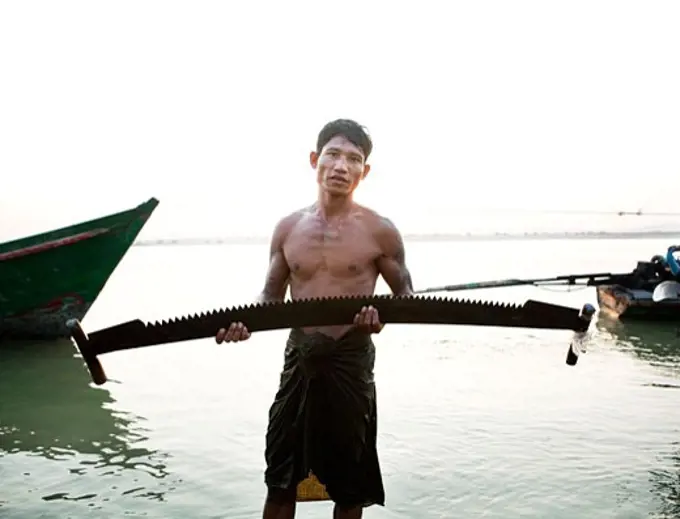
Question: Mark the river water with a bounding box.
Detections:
[2,237,680,518]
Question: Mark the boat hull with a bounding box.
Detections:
[0,198,159,340]
[596,284,680,321]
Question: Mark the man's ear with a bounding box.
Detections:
[361,163,371,179]
[309,150,319,169]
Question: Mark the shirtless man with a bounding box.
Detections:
[215,119,414,519]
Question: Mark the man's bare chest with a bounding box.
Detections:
[283,220,381,280]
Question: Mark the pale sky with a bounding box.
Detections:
[1,1,679,242]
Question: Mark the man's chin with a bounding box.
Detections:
[323,185,352,197]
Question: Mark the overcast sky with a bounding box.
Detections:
[1,0,679,241]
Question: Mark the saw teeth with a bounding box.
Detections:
[83,294,588,356]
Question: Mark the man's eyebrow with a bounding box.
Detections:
[324,146,363,158]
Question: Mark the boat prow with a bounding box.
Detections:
[596,284,680,321]
[0,198,159,341]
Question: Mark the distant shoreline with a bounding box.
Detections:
[134,230,680,247]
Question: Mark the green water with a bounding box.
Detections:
[2,238,680,518]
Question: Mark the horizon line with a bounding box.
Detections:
[134,229,680,246]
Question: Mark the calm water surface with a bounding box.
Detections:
[3,238,680,518]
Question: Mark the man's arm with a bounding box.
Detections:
[256,213,298,303]
[375,217,414,296]
[216,213,298,343]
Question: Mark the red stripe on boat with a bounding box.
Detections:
[0,228,110,261]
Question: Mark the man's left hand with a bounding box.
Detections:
[353,305,384,334]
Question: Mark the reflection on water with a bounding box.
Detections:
[5,315,680,517]
[596,317,680,518]
[596,316,680,374]
[0,340,173,513]
[649,441,680,519]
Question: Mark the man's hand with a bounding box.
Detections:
[216,322,251,343]
[353,305,384,334]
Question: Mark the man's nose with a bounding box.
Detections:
[333,156,349,172]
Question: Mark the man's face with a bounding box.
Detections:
[311,135,370,196]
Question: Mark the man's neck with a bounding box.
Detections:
[316,190,353,220]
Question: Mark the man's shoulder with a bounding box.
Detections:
[355,204,400,235]
[277,207,308,225]
[272,205,313,237]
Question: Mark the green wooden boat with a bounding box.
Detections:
[0,197,159,340]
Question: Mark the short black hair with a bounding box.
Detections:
[316,119,373,159]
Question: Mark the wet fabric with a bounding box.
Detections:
[264,327,385,508]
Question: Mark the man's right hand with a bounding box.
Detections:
[215,322,251,343]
